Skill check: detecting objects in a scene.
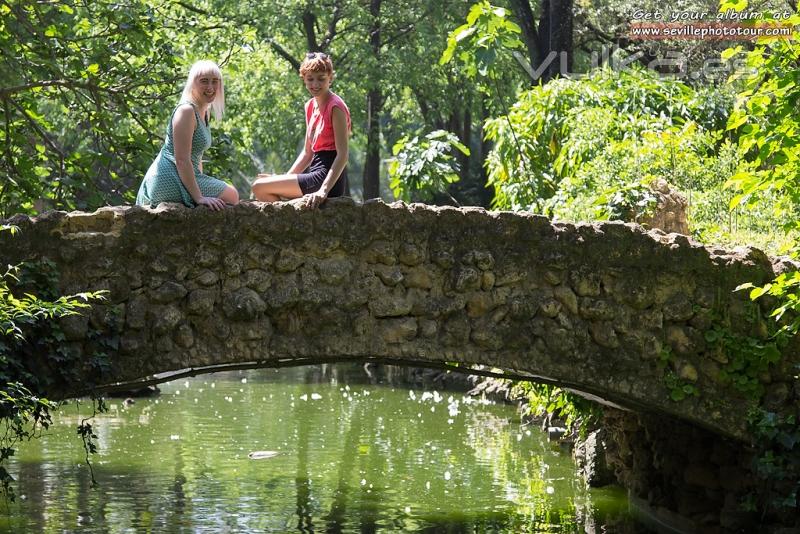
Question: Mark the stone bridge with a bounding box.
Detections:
[2,200,797,441]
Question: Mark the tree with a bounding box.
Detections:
[509,0,574,83]
[0,0,189,215]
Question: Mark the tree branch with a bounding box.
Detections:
[509,0,540,65]
[582,16,616,44]
[0,80,91,99]
[379,6,437,49]
[267,38,301,72]
[8,96,64,159]
[0,97,16,208]
[1,76,178,100]
[320,0,343,50]
[173,0,210,15]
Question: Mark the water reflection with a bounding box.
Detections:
[2,365,640,533]
[295,394,313,533]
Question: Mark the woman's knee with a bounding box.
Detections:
[220,185,239,205]
[251,179,270,200]
[251,175,302,201]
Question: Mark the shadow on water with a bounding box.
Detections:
[323,400,361,534]
[253,363,474,394]
[166,439,188,531]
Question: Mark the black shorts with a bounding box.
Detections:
[297,150,347,197]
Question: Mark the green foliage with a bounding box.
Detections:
[739,273,800,337]
[0,0,192,214]
[510,382,600,436]
[388,130,470,202]
[705,323,782,399]
[710,17,800,516]
[723,22,800,227]
[553,121,733,225]
[657,302,783,402]
[435,1,530,206]
[0,382,57,500]
[480,57,795,253]
[440,1,524,78]
[484,67,733,213]
[75,397,107,485]
[719,35,800,520]
[657,346,700,402]
[1,265,96,340]
[0,230,105,500]
[746,406,800,515]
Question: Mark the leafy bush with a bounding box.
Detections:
[481,62,800,253]
[720,17,800,516]
[723,21,800,337]
[388,130,470,203]
[510,381,600,437]
[484,67,733,213]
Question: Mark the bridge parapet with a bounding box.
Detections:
[2,199,797,440]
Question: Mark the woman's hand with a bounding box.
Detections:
[303,190,327,209]
[197,196,227,211]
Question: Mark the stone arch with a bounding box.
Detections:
[2,199,797,440]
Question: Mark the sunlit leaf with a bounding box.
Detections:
[455,25,476,42]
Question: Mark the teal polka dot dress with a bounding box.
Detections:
[136,102,228,207]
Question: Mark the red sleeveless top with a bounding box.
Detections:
[305,92,351,153]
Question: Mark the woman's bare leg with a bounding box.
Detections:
[251,174,304,202]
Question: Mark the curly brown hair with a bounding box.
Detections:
[299,52,334,77]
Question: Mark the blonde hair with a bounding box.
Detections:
[180,60,225,121]
[299,52,334,77]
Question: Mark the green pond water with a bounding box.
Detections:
[1,366,645,533]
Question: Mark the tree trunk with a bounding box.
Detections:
[362,88,382,199]
[460,101,471,186]
[479,96,493,207]
[361,0,382,200]
[510,0,574,84]
[538,0,573,82]
[509,0,540,66]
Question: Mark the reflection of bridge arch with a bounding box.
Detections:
[2,199,796,440]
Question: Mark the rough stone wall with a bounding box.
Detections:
[597,409,799,533]
[1,199,797,440]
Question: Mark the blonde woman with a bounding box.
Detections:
[136,60,239,209]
